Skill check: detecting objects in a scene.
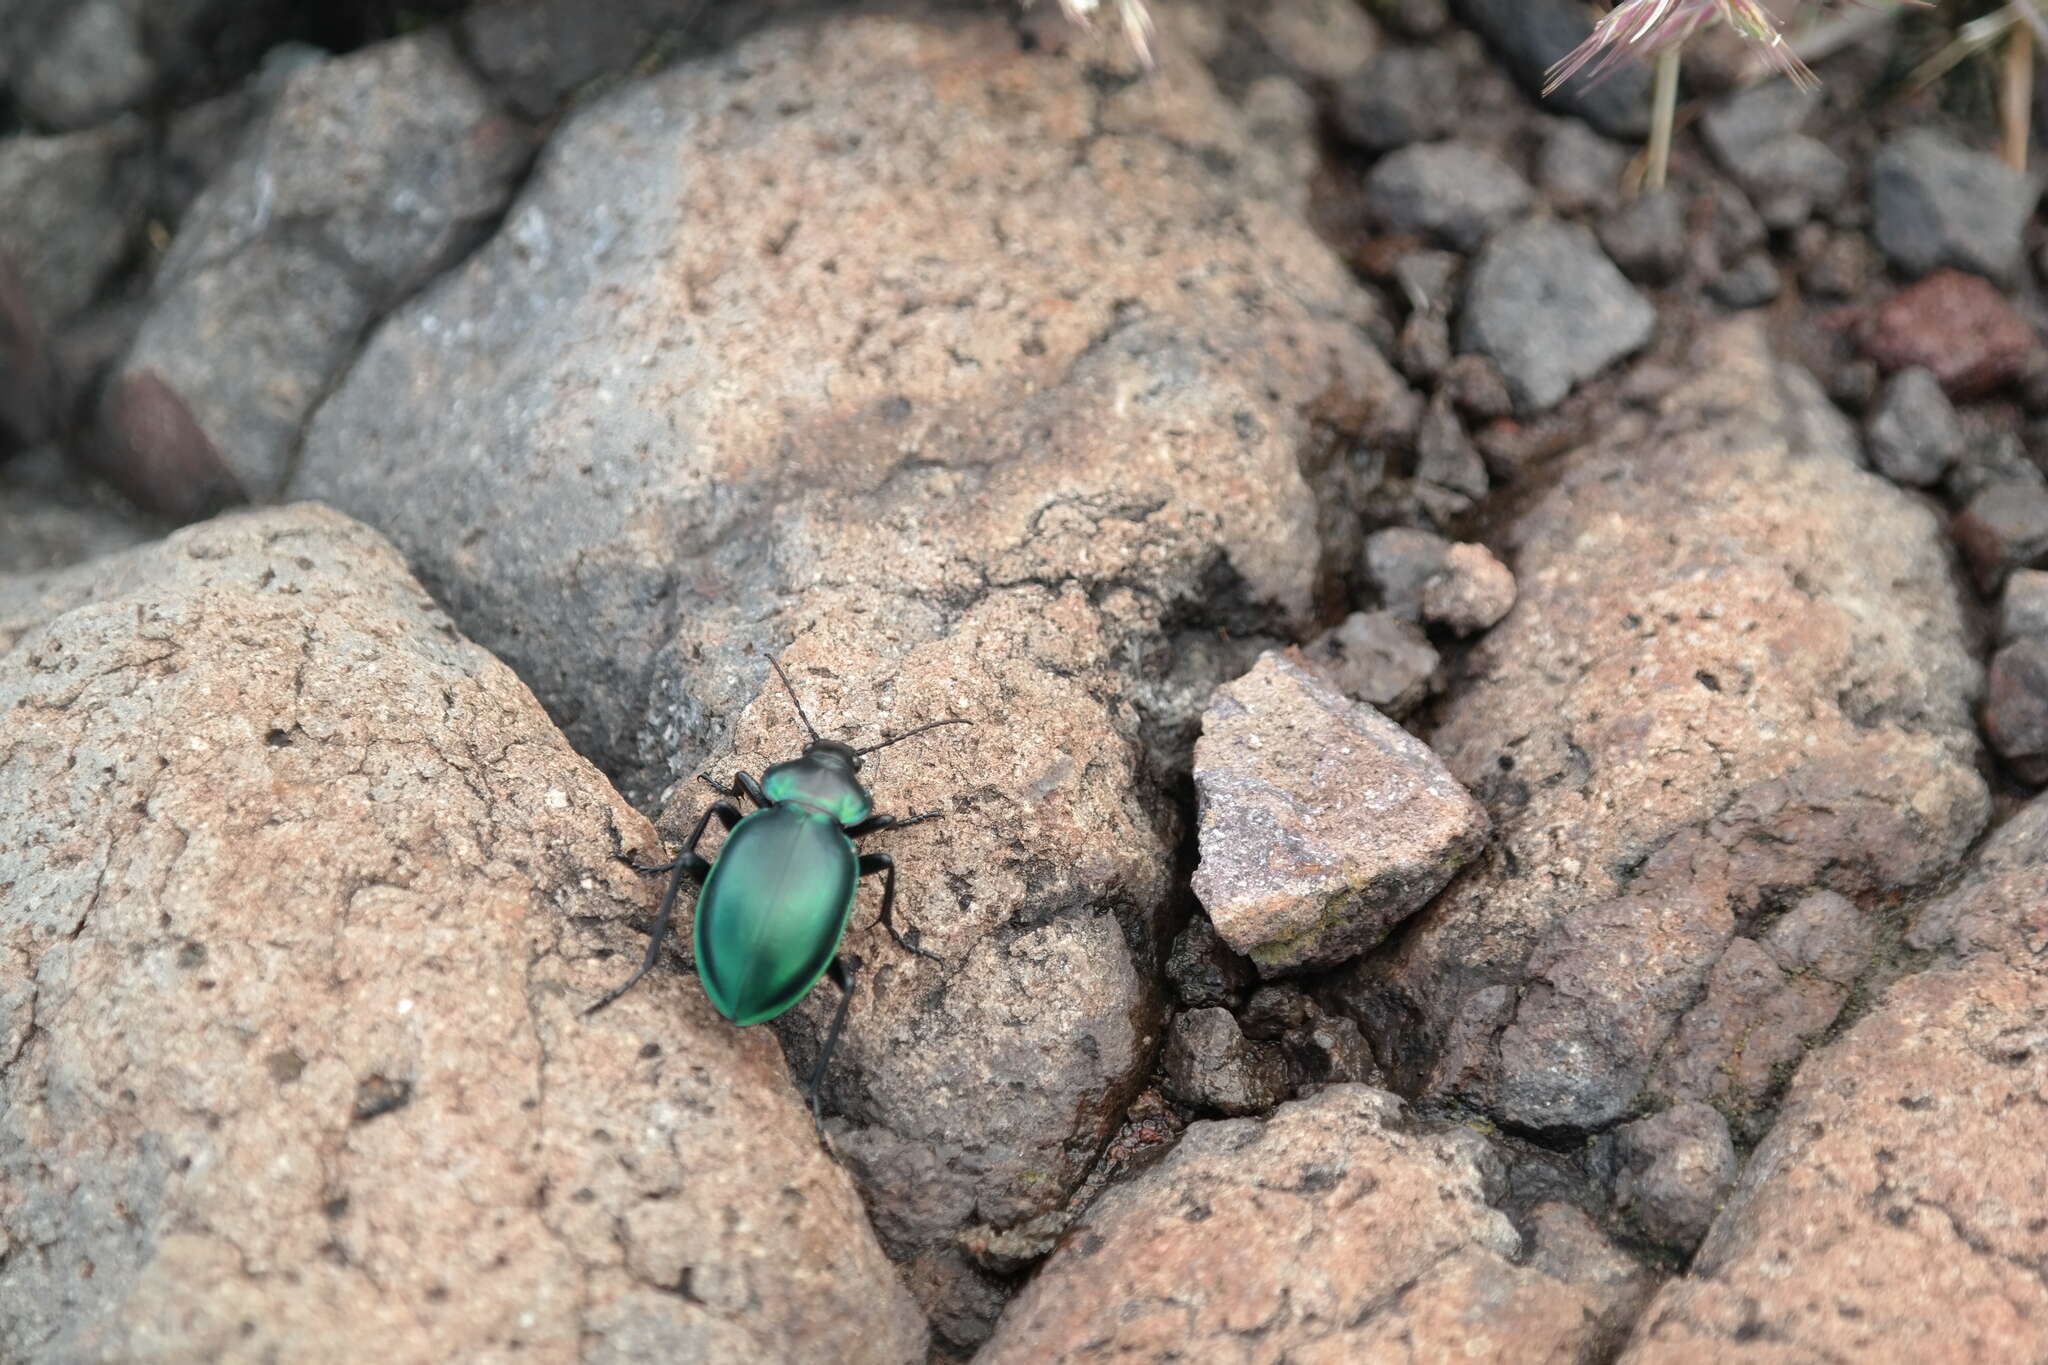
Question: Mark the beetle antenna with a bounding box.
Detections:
[768,658,822,744]
[853,717,973,756]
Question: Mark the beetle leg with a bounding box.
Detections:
[844,809,941,839]
[586,799,740,1015]
[858,852,944,963]
[806,958,857,1122]
[700,771,770,809]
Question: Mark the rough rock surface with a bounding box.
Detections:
[1420,540,1515,635]
[1459,219,1655,412]
[291,12,1399,1345]
[1984,639,2048,782]
[1301,609,1439,717]
[980,1085,1643,1364]
[0,506,927,1363]
[112,32,529,500]
[1870,127,2038,280]
[1340,321,1988,1138]
[1866,365,1963,487]
[1624,794,2048,1363]
[1161,1007,1292,1115]
[1192,650,1489,975]
[1608,1102,1737,1254]
[0,119,153,329]
[1863,268,2041,398]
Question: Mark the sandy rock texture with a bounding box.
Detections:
[979,1085,1648,1364]
[0,506,926,1364]
[1341,320,1988,1141]
[286,8,1400,1344]
[1622,793,2048,1364]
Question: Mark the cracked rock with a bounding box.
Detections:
[0,506,927,1363]
[1162,1007,1292,1115]
[1871,127,2039,280]
[292,10,1400,1346]
[108,32,530,501]
[1340,320,1987,1140]
[1460,219,1655,412]
[980,1085,1640,1363]
[1301,609,1440,717]
[1192,650,1489,975]
[1609,1102,1738,1254]
[1624,794,2048,1363]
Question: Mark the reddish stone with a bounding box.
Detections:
[1862,269,2040,398]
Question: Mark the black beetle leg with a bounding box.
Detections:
[587,799,742,1015]
[807,958,857,1122]
[700,770,770,809]
[845,808,941,839]
[858,852,942,963]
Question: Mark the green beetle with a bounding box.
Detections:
[589,660,968,1112]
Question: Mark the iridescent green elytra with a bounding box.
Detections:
[587,660,970,1115]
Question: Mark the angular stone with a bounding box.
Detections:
[112,33,530,499]
[0,507,927,1363]
[2002,569,2048,644]
[1460,219,1655,412]
[1707,251,1781,309]
[1366,141,1533,252]
[293,10,1401,1346]
[1864,269,2040,399]
[1366,525,1452,620]
[1162,1007,1292,1115]
[1871,127,2039,280]
[1984,640,2048,783]
[1610,1102,1738,1253]
[980,1086,1633,1364]
[1700,84,1844,231]
[1537,118,1627,214]
[1302,609,1440,717]
[1333,46,1457,151]
[1953,482,2048,594]
[1866,365,1964,486]
[1341,320,1988,1139]
[1420,540,1516,635]
[1165,913,1255,1012]
[1597,190,1686,285]
[1192,650,1489,975]
[0,118,152,329]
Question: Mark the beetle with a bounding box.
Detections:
[588,659,969,1114]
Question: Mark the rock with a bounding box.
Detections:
[1863,269,2040,398]
[1624,794,2048,1362]
[1332,46,1457,151]
[1985,639,2048,782]
[1397,310,1453,384]
[1649,892,1874,1140]
[1537,118,1627,215]
[1460,219,1655,412]
[1191,650,1489,975]
[0,446,163,574]
[1366,141,1534,252]
[1162,1008,1292,1115]
[1392,248,1463,314]
[79,369,245,523]
[460,0,697,119]
[0,118,152,329]
[1707,251,1781,309]
[1420,540,1516,635]
[1798,226,1874,300]
[1596,190,1686,286]
[2002,569,2048,643]
[1302,609,1440,717]
[1871,127,2039,280]
[1699,83,1845,231]
[1452,0,1651,139]
[1415,390,1490,510]
[0,506,927,1363]
[1340,320,1988,1141]
[1441,352,1515,422]
[1953,483,2048,594]
[1866,365,1963,486]
[1165,913,1256,1011]
[110,33,530,500]
[1379,0,1451,39]
[1610,1102,1738,1253]
[980,1086,1635,1364]
[0,253,56,456]
[292,10,1399,1345]
[1946,430,2045,505]
[1366,524,1453,619]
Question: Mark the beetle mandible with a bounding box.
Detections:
[588,658,969,1114]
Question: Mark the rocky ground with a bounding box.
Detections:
[3,0,2047,1361]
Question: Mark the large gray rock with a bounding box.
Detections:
[109,32,529,501]
[1625,794,2048,1363]
[291,10,1402,1347]
[1366,141,1533,251]
[1340,320,1989,1139]
[1192,650,1489,975]
[1459,219,1655,412]
[0,119,152,329]
[980,1085,1649,1363]
[1452,0,1651,139]
[0,506,927,1363]
[1871,128,2039,280]
[1866,365,1963,487]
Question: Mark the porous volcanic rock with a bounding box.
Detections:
[0,506,927,1363]
[1192,650,1489,975]
[1622,794,2048,1363]
[1338,320,1987,1138]
[294,10,1401,1345]
[979,1085,1648,1364]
